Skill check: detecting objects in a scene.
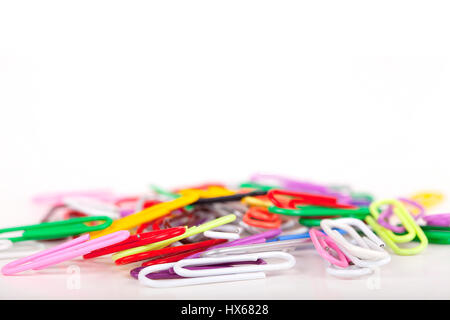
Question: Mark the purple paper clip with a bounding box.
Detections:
[377,197,425,233]
[423,213,450,227]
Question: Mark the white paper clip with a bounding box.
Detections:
[321,218,389,260]
[63,196,120,219]
[203,224,241,240]
[320,218,390,278]
[138,251,295,288]
[138,262,266,288]
[326,263,373,278]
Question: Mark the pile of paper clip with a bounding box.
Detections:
[1,173,449,287]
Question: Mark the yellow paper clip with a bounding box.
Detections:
[90,187,237,239]
[178,186,236,198]
[410,191,444,209]
[241,196,272,208]
[89,190,200,239]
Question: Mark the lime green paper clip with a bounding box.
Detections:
[365,199,428,255]
[112,214,237,261]
[269,205,370,218]
[0,216,113,242]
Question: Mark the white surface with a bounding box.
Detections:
[1,0,450,299]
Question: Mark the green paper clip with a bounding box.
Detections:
[239,182,280,192]
[0,216,113,242]
[298,218,322,227]
[414,225,450,245]
[269,205,370,218]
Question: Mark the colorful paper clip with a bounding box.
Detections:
[187,229,282,259]
[116,238,227,266]
[89,190,200,239]
[131,260,266,280]
[111,214,237,261]
[309,228,349,268]
[377,198,425,233]
[320,218,389,260]
[138,251,295,288]
[203,225,241,240]
[201,238,313,257]
[83,227,187,259]
[243,207,282,229]
[138,262,266,288]
[269,205,369,218]
[365,199,428,255]
[319,218,391,277]
[2,231,130,275]
[32,190,116,206]
[418,225,450,244]
[410,191,444,209]
[268,189,354,209]
[423,213,450,227]
[0,216,113,242]
[63,196,121,219]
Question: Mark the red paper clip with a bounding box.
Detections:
[243,207,282,229]
[268,189,355,209]
[63,210,87,220]
[114,196,140,207]
[115,238,227,266]
[82,227,186,259]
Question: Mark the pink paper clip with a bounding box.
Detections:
[309,228,349,268]
[32,190,116,207]
[1,231,130,275]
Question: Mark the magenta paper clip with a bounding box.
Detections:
[130,260,267,280]
[32,190,116,206]
[309,228,349,268]
[1,231,130,275]
[423,213,450,227]
[377,198,425,233]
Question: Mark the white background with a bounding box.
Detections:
[0,0,450,299]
